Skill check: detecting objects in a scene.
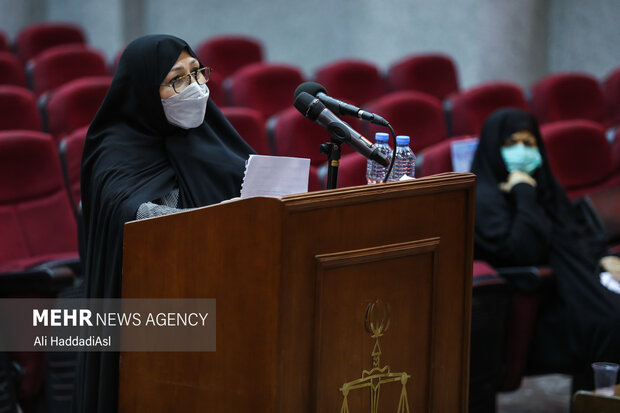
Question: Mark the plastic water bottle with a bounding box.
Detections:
[366,132,393,184]
[387,135,415,182]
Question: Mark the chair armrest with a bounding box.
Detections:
[0,266,75,295]
[496,266,552,292]
[30,257,82,275]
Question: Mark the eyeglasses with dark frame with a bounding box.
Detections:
[161,67,213,94]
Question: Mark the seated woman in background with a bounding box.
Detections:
[471,108,620,388]
[75,34,254,413]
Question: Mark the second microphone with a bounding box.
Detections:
[294,92,390,167]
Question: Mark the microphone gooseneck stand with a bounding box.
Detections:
[320,141,341,190]
[320,121,349,190]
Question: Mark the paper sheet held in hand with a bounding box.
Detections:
[240,155,311,198]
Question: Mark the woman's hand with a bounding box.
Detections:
[601,255,620,282]
[499,170,537,193]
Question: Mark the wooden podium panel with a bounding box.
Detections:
[119,173,476,413]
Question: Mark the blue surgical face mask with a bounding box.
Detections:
[501,143,542,174]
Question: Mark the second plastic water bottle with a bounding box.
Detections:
[366,132,393,184]
[387,135,415,182]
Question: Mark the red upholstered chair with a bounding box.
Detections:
[195,35,263,79]
[41,76,111,143]
[449,81,528,136]
[530,72,610,127]
[0,131,80,406]
[417,135,477,177]
[363,91,447,153]
[221,107,271,155]
[207,70,226,107]
[541,120,620,199]
[314,59,386,106]
[27,44,108,97]
[226,63,305,119]
[269,106,330,166]
[16,22,86,64]
[0,30,8,51]
[603,67,620,127]
[387,53,460,101]
[0,85,42,131]
[0,130,78,273]
[0,52,26,87]
[308,166,322,192]
[335,152,367,188]
[58,126,88,211]
[269,106,355,167]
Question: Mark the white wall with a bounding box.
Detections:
[548,0,620,82]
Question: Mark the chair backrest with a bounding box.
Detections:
[269,106,332,166]
[16,22,86,64]
[335,152,368,188]
[388,53,459,101]
[226,63,305,119]
[195,35,263,79]
[0,130,77,271]
[43,76,112,142]
[363,91,447,152]
[530,72,609,127]
[314,59,385,106]
[0,30,8,52]
[417,135,476,177]
[28,44,108,96]
[207,70,226,107]
[269,106,355,166]
[0,85,42,131]
[58,126,88,211]
[0,52,26,87]
[603,67,620,127]
[308,165,322,192]
[541,120,620,199]
[221,107,271,155]
[449,81,527,136]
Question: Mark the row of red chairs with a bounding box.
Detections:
[3,23,620,141]
[0,77,111,142]
[3,23,620,128]
[2,70,618,157]
[2,81,620,209]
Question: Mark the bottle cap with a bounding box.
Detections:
[396,135,410,145]
[375,132,389,143]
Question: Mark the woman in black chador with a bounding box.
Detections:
[74,34,254,413]
[471,108,620,387]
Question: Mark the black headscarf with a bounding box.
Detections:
[74,35,253,413]
[472,108,620,377]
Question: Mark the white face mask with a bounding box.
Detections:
[161,82,210,129]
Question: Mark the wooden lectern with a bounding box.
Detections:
[120,173,476,413]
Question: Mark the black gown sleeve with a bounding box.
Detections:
[477,183,553,266]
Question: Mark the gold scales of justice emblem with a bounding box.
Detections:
[339,300,411,413]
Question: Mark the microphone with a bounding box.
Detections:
[294,92,389,167]
[294,81,389,126]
